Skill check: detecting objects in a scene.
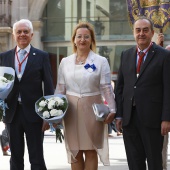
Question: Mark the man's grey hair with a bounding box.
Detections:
[13,19,33,34]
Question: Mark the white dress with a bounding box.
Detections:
[74,65,94,150]
[55,50,116,165]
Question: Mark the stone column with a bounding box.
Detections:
[19,0,28,19]
[0,0,12,27]
[31,20,43,50]
[0,27,12,52]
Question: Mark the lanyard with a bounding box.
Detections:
[16,49,29,72]
[136,42,153,60]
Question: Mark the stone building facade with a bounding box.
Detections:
[0,0,47,51]
[0,0,170,83]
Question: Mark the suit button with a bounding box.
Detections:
[134,86,136,88]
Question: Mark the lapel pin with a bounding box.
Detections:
[33,53,36,55]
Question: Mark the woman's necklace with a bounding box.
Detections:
[76,57,86,65]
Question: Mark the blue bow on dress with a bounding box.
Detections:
[84,63,96,71]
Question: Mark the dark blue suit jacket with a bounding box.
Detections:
[0,46,54,123]
[115,42,170,128]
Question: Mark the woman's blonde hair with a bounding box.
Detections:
[71,21,96,53]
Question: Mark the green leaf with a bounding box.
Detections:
[3,73,14,81]
[55,128,64,143]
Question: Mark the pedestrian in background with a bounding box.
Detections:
[156,32,170,170]
[115,16,170,170]
[55,21,116,170]
[0,19,54,170]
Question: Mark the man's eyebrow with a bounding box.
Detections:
[135,27,149,30]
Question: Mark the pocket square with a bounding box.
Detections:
[92,103,110,121]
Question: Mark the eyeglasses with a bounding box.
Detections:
[75,35,91,40]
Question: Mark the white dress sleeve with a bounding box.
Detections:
[54,58,66,95]
[99,57,116,113]
[100,84,116,113]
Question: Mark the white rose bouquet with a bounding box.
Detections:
[0,67,15,121]
[35,94,68,142]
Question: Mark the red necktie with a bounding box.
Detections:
[137,51,145,74]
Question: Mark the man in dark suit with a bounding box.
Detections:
[0,19,54,170]
[115,16,170,170]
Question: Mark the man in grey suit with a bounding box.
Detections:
[115,16,170,170]
[0,19,54,170]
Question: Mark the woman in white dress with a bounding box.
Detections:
[55,21,116,170]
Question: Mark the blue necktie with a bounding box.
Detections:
[18,49,26,79]
[19,49,26,61]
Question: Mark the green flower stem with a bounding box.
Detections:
[55,128,64,143]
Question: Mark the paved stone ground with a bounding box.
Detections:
[0,122,169,170]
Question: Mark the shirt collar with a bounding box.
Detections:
[137,42,153,53]
[17,44,31,54]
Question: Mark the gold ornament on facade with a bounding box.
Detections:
[131,0,138,8]
[127,0,170,32]
[151,10,166,26]
[140,0,159,7]
[132,8,140,20]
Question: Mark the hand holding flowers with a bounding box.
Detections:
[0,67,15,120]
[35,94,68,142]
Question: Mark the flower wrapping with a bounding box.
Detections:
[35,94,68,124]
[0,67,15,120]
[0,67,15,100]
